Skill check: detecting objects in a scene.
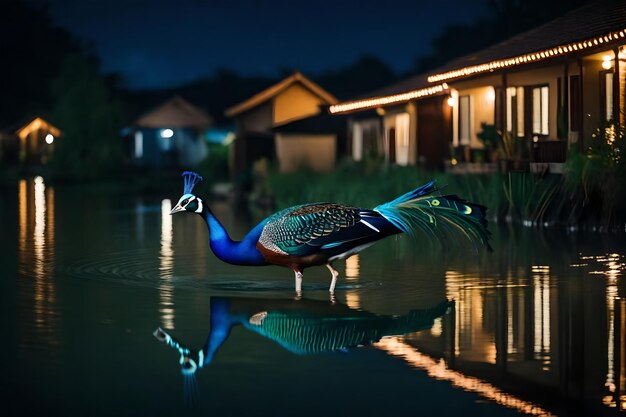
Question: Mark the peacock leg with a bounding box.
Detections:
[326,263,339,293]
[294,270,303,295]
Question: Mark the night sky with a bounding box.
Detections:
[31,0,488,90]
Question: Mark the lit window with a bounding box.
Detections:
[506,87,515,132]
[516,87,524,137]
[604,72,614,121]
[458,95,471,145]
[352,123,363,161]
[395,113,410,166]
[134,131,143,158]
[532,86,549,135]
[506,87,525,137]
[396,113,410,148]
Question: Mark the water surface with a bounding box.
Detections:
[2,177,626,416]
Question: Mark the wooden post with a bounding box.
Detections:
[578,59,585,152]
[613,47,621,131]
[563,63,569,141]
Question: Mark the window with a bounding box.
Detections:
[394,113,411,166]
[134,131,143,158]
[396,113,410,148]
[603,71,614,122]
[352,123,363,161]
[352,120,381,160]
[458,95,471,145]
[506,87,525,137]
[532,86,549,136]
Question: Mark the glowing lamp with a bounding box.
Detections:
[45,134,54,144]
[447,96,455,107]
[160,128,174,138]
[486,88,495,102]
[602,56,613,69]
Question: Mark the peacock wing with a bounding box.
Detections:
[258,203,385,256]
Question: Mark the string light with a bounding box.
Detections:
[329,83,448,114]
[427,28,626,83]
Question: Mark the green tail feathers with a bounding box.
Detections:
[374,181,492,251]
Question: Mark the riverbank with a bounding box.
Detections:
[264,159,626,232]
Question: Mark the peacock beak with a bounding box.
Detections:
[170,204,185,215]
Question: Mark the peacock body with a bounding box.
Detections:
[170,172,491,294]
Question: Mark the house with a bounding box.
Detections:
[0,117,62,166]
[331,1,626,173]
[128,96,212,168]
[225,71,339,180]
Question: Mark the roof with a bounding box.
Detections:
[273,109,347,134]
[16,117,61,140]
[428,0,626,82]
[225,72,338,118]
[134,96,212,129]
[330,0,626,114]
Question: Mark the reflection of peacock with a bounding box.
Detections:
[171,172,491,294]
[154,296,452,373]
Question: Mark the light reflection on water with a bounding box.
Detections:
[17,177,58,348]
[159,199,175,330]
[375,337,556,417]
[345,254,360,309]
[9,183,626,416]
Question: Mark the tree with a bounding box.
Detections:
[412,0,595,74]
[0,0,81,126]
[48,54,125,180]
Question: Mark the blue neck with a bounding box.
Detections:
[200,297,233,365]
[199,203,266,266]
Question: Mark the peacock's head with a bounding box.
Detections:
[170,171,204,215]
[153,327,203,375]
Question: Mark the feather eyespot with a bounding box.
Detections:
[431,199,440,206]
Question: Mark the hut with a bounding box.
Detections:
[0,117,62,166]
[129,96,212,168]
[225,72,339,182]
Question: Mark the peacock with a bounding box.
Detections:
[170,171,491,294]
[153,296,452,374]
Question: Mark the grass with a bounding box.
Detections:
[264,157,626,230]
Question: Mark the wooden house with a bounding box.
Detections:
[0,117,62,166]
[225,72,339,180]
[129,96,212,168]
[331,1,626,174]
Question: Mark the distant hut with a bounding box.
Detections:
[0,117,62,165]
[129,96,212,168]
[225,72,339,181]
